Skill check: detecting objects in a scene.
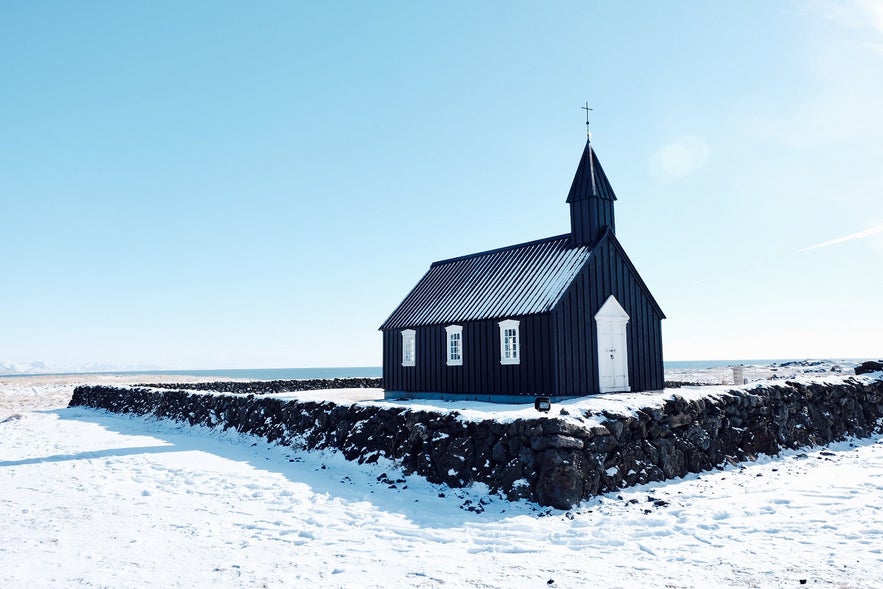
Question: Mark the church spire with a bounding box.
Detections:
[565,137,617,204]
[567,117,617,246]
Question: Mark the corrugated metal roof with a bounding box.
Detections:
[380,235,592,330]
[566,139,617,203]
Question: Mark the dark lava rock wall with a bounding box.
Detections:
[135,378,382,395]
[70,378,883,509]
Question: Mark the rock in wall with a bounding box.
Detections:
[70,378,883,509]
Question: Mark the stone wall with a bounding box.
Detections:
[133,378,382,395]
[70,377,883,509]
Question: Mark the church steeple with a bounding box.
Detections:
[567,136,617,247]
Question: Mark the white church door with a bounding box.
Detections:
[595,295,630,393]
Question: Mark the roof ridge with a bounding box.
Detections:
[430,234,573,268]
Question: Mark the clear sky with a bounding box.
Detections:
[2,1,882,370]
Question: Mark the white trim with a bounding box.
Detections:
[594,296,630,393]
[498,319,520,365]
[594,294,629,320]
[401,329,416,367]
[445,325,463,366]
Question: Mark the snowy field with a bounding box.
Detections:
[1,367,882,588]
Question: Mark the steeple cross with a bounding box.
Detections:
[581,101,593,137]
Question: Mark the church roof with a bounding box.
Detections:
[379,235,592,330]
[565,138,617,203]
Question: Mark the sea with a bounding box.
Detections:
[2,359,867,380]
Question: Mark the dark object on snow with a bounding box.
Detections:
[380,137,664,402]
[854,360,883,375]
[535,397,552,413]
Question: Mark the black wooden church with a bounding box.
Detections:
[379,135,664,402]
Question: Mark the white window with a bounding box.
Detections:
[498,319,520,365]
[445,325,463,366]
[401,329,416,367]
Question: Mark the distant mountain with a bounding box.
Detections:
[0,361,162,375]
[0,361,49,375]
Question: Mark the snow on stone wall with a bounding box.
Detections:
[69,378,883,509]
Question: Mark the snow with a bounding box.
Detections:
[2,369,883,588]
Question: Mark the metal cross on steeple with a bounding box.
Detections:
[581,101,597,194]
[581,101,593,138]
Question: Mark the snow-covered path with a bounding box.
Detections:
[1,381,882,588]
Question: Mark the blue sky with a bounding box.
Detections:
[2,1,881,369]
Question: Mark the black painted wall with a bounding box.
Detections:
[382,314,557,397]
[554,231,665,396]
[569,196,615,247]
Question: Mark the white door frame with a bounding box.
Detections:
[595,295,630,393]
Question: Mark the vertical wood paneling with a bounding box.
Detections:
[626,266,638,388]
[535,315,547,394]
[381,316,561,397]
[570,197,615,247]
[487,322,497,394]
[382,331,391,390]
[479,323,485,393]
[430,326,438,391]
[525,317,534,393]
[555,302,565,395]
[572,271,581,396]
[564,266,581,397]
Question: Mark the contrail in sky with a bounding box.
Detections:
[799,222,883,252]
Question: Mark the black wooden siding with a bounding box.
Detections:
[569,197,615,247]
[553,230,664,396]
[382,314,557,397]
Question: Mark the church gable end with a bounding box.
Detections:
[552,229,664,397]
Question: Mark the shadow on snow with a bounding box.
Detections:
[46,406,542,527]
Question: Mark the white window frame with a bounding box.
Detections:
[401,329,416,367]
[498,319,520,365]
[445,325,463,366]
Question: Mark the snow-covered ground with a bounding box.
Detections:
[1,368,882,588]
